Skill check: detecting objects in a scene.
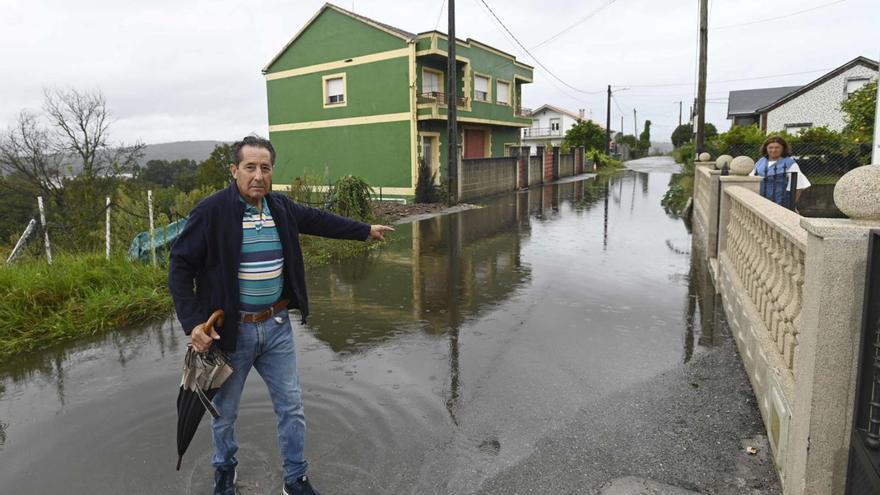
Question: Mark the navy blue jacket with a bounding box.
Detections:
[168,181,371,352]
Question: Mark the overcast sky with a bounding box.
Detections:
[2,0,876,145]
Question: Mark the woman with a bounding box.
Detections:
[749,136,811,208]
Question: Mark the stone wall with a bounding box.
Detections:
[458,156,517,202]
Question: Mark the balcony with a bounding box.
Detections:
[515,106,532,117]
[523,127,563,138]
[418,91,468,108]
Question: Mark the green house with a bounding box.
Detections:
[263,3,534,196]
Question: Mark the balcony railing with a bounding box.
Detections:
[515,106,532,117]
[523,127,563,138]
[418,91,468,108]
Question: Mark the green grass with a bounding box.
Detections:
[0,236,393,360]
[0,254,173,360]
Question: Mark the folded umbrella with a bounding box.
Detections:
[175,310,232,471]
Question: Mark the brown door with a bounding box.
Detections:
[464,129,486,158]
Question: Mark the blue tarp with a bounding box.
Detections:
[128,217,188,262]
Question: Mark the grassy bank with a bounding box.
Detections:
[0,234,393,361]
[0,254,172,360]
[661,147,696,215]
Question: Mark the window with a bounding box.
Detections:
[550,118,561,131]
[323,73,346,107]
[784,122,812,134]
[496,80,510,105]
[845,77,871,96]
[422,68,442,94]
[474,74,490,102]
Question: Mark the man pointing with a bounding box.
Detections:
[169,135,393,495]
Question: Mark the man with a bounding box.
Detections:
[169,135,393,495]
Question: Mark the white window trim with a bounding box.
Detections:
[474,73,491,103]
[322,73,347,108]
[422,67,444,95]
[844,76,871,96]
[496,79,511,106]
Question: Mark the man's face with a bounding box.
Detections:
[230,145,273,207]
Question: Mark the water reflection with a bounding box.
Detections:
[0,163,733,495]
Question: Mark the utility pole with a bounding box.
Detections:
[605,85,612,154]
[677,101,683,127]
[633,109,637,136]
[620,116,624,137]
[695,0,708,154]
[446,0,458,204]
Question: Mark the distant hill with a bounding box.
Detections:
[138,140,227,165]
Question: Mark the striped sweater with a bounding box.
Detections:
[238,196,284,312]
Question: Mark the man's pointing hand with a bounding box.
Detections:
[368,225,395,242]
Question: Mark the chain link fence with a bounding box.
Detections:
[726,142,872,185]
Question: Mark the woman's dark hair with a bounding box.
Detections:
[759,136,791,158]
[232,135,276,167]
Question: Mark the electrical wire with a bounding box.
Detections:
[530,0,617,50]
[713,0,846,30]
[433,0,447,32]
[626,67,833,88]
[476,0,604,95]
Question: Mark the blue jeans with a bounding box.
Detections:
[211,311,308,483]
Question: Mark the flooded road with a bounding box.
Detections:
[0,157,778,494]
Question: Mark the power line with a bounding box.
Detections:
[476,0,604,95]
[433,0,447,31]
[531,0,617,50]
[625,67,832,88]
[712,0,845,30]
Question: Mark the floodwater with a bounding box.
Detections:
[0,157,756,494]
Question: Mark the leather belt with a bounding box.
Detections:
[240,299,289,323]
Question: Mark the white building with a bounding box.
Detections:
[521,104,588,151]
[728,56,878,133]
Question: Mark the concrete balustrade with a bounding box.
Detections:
[692,157,880,494]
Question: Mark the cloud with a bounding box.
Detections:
[1,0,875,144]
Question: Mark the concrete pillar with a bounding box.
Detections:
[551,146,560,181]
[535,146,545,185]
[543,147,554,183]
[784,218,878,495]
[575,146,584,175]
[518,145,530,188]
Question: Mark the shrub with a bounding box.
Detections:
[330,175,373,221]
[415,158,440,203]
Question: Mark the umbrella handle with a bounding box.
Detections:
[205,309,225,332]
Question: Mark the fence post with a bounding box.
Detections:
[148,190,157,266]
[517,146,530,189]
[6,219,37,264]
[105,196,111,260]
[535,146,545,185]
[552,146,560,181]
[37,196,52,265]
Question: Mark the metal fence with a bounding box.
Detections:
[726,142,872,183]
[845,229,880,494]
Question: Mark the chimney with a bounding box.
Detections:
[578,108,585,120]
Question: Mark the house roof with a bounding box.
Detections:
[263,3,416,72]
[726,86,801,118]
[755,56,879,113]
[264,3,532,73]
[531,104,583,122]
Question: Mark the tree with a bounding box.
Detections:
[562,120,606,152]
[141,159,198,191]
[672,122,716,147]
[42,88,143,179]
[0,111,65,204]
[197,144,234,190]
[841,80,876,144]
[618,134,638,148]
[671,124,693,148]
[638,120,652,151]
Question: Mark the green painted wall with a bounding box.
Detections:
[270,121,413,188]
[267,57,410,125]
[265,8,407,73]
